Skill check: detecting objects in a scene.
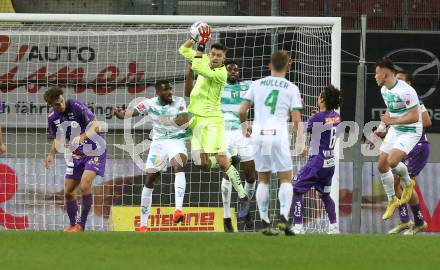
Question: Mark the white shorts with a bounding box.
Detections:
[379,126,422,155]
[253,140,292,173]
[225,129,255,162]
[146,139,187,172]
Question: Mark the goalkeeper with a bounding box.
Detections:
[179,23,248,203]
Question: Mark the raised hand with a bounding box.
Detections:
[198,25,211,45]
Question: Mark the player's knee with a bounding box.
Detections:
[64,192,74,201]
[377,162,388,173]
[387,158,399,169]
[143,174,156,188]
[79,183,92,194]
[231,155,240,167]
[172,164,185,173]
[245,175,256,183]
[199,161,211,171]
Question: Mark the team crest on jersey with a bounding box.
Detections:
[137,103,146,111]
[71,121,79,128]
[89,157,100,166]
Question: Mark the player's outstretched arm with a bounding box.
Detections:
[0,125,6,154]
[381,107,419,125]
[44,139,59,169]
[239,100,252,137]
[184,62,194,97]
[72,120,102,146]
[112,107,139,119]
[178,39,196,61]
[421,106,432,128]
[291,110,306,156]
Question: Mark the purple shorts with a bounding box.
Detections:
[293,157,335,194]
[65,151,107,181]
[402,142,430,178]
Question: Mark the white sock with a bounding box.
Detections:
[174,172,186,211]
[140,186,153,226]
[244,181,256,200]
[278,182,293,220]
[221,178,232,218]
[393,162,411,186]
[380,170,396,201]
[256,182,270,223]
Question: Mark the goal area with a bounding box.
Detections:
[0,14,341,232]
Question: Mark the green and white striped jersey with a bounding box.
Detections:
[380,79,422,132]
[221,81,252,130]
[134,96,188,141]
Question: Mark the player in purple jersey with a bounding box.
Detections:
[388,70,430,234]
[43,87,106,232]
[290,85,342,234]
[0,98,5,154]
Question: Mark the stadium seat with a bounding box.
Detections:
[280,0,325,16]
[341,17,357,29]
[367,17,393,29]
[408,0,430,14]
[408,17,431,30]
[407,0,433,30]
[361,0,402,29]
[238,0,271,16]
[361,0,402,16]
[331,0,361,29]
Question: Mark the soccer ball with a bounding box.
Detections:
[190,21,210,42]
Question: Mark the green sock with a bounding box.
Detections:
[226,165,246,199]
[208,156,218,169]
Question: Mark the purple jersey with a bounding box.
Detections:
[307,111,341,161]
[48,99,105,156]
[292,111,340,194]
[401,99,430,177]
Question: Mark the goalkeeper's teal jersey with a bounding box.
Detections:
[220,81,252,130]
[178,45,227,118]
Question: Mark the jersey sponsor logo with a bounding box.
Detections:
[325,116,341,124]
[260,129,276,135]
[110,207,237,232]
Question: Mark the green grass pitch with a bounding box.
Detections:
[1,232,439,270]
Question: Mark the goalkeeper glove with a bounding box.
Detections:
[196,25,211,52]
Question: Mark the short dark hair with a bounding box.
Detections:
[376,57,397,73]
[210,43,227,52]
[396,69,412,83]
[44,87,64,105]
[155,79,171,91]
[271,50,290,72]
[321,84,342,111]
[224,59,238,67]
